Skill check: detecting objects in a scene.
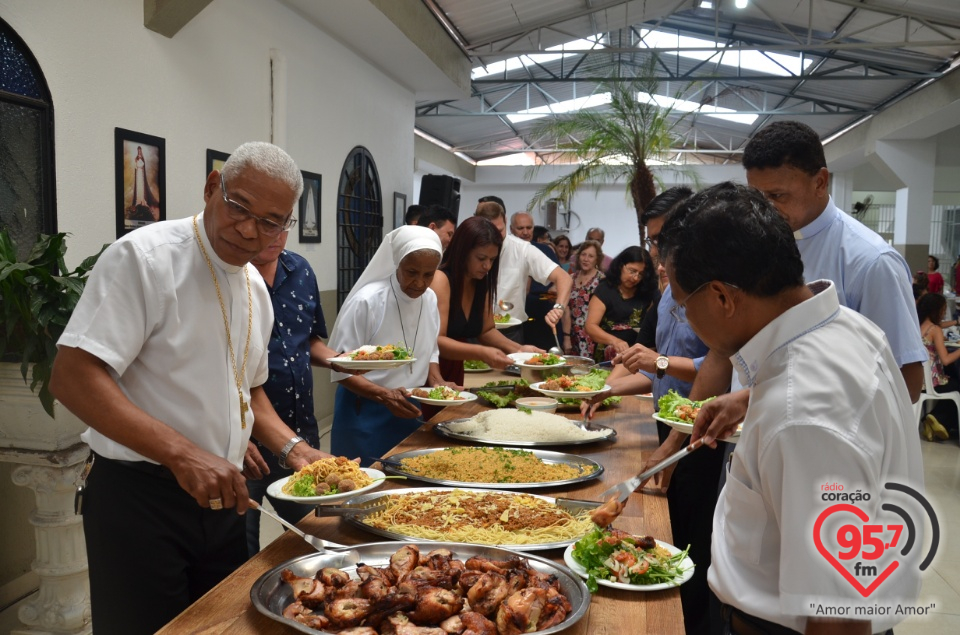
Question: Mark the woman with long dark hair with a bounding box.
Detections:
[430,216,540,385]
[585,245,659,362]
[554,234,574,272]
[916,292,960,440]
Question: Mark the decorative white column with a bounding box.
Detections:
[4,444,91,635]
[0,364,91,635]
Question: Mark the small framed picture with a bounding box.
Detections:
[299,170,321,243]
[206,149,230,176]
[394,192,407,229]
[115,128,165,238]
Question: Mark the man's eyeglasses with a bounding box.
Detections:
[220,174,296,237]
[670,281,740,323]
[642,238,658,251]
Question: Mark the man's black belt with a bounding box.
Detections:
[96,453,177,481]
[720,604,802,635]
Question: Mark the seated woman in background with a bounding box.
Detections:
[917,292,960,440]
[554,234,574,272]
[562,239,604,358]
[328,226,452,463]
[431,216,541,386]
[585,246,659,362]
[927,255,944,294]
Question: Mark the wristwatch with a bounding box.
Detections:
[655,355,669,379]
[278,436,305,469]
[552,303,565,313]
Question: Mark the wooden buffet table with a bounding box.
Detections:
[157,389,682,635]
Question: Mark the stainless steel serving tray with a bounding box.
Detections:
[250,541,590,635]
[338,486,601,551]
[434,416,617,447]
[379,447,604,489]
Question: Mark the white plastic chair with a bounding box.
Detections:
[914,360,960,425]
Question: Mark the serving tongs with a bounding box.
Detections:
[312,497,388,517]
[598,438,705,502]
[249,499,357,557]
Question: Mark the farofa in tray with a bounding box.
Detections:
[362,489,594,545]
[397,447,593,483]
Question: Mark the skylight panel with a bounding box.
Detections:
[505,91,756,125]
[637,29,811,77]
[506,93,612,123]
[472,35,606,80]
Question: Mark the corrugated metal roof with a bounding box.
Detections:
[416,0,960,163]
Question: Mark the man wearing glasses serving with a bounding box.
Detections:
[51,142,333,634]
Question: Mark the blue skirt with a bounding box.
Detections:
[331,385,424,465]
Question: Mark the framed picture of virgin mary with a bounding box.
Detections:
[115,128,165,239]
[298,170,322,243]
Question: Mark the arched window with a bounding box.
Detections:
[0,17,55,259]
[336,146,383,308]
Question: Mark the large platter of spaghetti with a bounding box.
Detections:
[342,487,598,551]
[379,447,604,489]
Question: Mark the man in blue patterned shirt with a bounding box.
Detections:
[242,231,340,555]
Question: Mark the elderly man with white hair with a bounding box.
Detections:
[51,142,333,634]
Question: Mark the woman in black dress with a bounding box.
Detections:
[430,216,540,386]
[585,245,659,362]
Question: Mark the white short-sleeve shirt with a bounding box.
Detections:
[58,214,272,467]
[496,234,560,322]
[710,281,924,633]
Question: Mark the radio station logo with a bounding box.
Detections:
[813,482,938,599]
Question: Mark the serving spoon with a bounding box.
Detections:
[497,299,514,312]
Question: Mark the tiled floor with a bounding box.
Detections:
[3,432,957,634]
[897,439,960,634]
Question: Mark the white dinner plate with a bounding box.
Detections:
[266,468,385,504]
[531,381,611,399]
[635,393,654,402]
[651,413,741,443]
[326,356,416,370]
[494,317,522,330]
[946,341,960,349]
[407,389,478,407]
[563,541,695,591]
[507,352,567,368]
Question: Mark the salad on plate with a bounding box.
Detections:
[570,526,692,592]
[348,344,413,361]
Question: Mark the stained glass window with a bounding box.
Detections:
[336,146,383,309]
[0,18,54,259]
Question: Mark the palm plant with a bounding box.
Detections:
[526,59,694,239]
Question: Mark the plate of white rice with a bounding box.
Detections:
[434,409,616,446]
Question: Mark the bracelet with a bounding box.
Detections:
[278,436,305,469]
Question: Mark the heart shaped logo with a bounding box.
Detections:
[813,504,899,597]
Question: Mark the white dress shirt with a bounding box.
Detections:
[497,234,559,322]
[59,214,272,467]
[710,280,924,633]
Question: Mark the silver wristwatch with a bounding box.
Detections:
[552,303,565,312]
[278,436,305,469]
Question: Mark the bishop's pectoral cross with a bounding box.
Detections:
[239,391,249,429]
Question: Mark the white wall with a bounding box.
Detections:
[0,0,415,291]
[415,164,744,258]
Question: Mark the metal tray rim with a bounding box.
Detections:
[433,417,617,447]
[379,447,604,489]
[338,486,597,551]
[250,541,590,635]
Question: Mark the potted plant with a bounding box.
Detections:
[0,228,105,417]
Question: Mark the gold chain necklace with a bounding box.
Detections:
[193,214,253,429]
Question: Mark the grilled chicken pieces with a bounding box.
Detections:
[279,547,571,634]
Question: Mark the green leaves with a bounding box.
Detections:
[0,229,106,416]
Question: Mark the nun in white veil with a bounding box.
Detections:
[328,226,449,463]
